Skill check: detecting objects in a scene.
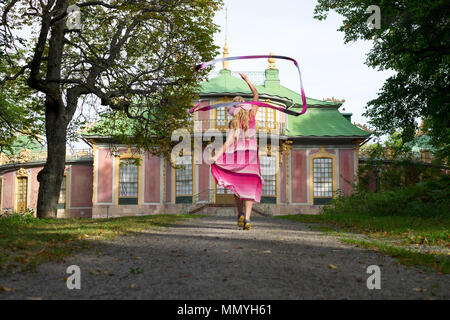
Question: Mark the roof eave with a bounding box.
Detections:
[0,158,93,174]
[287,135,372,144]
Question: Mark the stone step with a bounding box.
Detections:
[214,208,237,216]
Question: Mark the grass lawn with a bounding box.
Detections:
[0,214,201,273]
[278,212,450,274]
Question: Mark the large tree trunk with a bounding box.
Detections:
[36,0,69,218]
[36,104,67,218]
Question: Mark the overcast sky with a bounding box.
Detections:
[68,0,392,149]
[211,0,395,127]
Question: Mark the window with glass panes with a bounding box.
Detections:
[313,158,333,198]
[216,107,228,128]
[216,185,228,194]
[261,155,277,197]
[176,155,193,203]
[257,107,275,129]
[57,175,67,209]
[119,159,139,205]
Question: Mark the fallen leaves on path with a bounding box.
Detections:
[0,286,17,292]
[328,264,338,269]
[129,283,140,289]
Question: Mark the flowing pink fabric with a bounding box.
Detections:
[211,113,265,202]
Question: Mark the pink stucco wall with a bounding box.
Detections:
[1,172,14,210]
[97,148,114,203]
[69,209,92,219]
[198,100,210,130]
[291,150,307,203]
[165,160,172,203]
[279,111,286,125]
[280,151,287,203]
[71,165,93,207]
[198,162,210,202]
[144,154,161,203]
[339,149,355,195]
[30,167,42,209]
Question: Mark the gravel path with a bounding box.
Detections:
[0,216,449,300]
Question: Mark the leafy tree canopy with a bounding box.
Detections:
[314,0,450,162]
[1,0,222,217]
[1,0,222,157]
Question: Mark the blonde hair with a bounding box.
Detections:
[229,96,250,140]
[230,108,250,132]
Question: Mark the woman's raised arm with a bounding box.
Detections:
[239,73,259,116]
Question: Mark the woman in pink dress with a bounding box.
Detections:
[211,73,264,231]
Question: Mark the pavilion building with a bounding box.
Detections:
[0,49,371,218]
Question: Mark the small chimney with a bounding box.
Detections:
[342,113,352,122]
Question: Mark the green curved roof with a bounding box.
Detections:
[201,69,370,138]
[4,135,45,156]
[83,68,371,140]
[287,107,370,137]
[200,69,339,107]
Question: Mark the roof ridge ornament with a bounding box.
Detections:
[323,97,346,104]
[268,52,277,69]
[223,7,229,70]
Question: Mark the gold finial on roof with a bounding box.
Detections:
[268,52,277,69]
[223,7,229,70]
[223,39,229,70]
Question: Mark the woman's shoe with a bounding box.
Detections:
[243,220,251,231]
[238,215,245,228]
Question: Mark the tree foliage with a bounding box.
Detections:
[0,51,44,153]
[314,0,450,161]
[2,0,221,154]
[1,0,222,217]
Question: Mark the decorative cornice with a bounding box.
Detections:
[16,167,29,177]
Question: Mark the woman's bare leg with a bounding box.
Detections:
[234,195,243,217]
[244,200,254,221]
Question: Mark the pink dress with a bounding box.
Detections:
[211,113,265,202]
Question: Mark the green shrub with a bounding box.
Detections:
[323,175,450,218]
[0,210,39,225]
